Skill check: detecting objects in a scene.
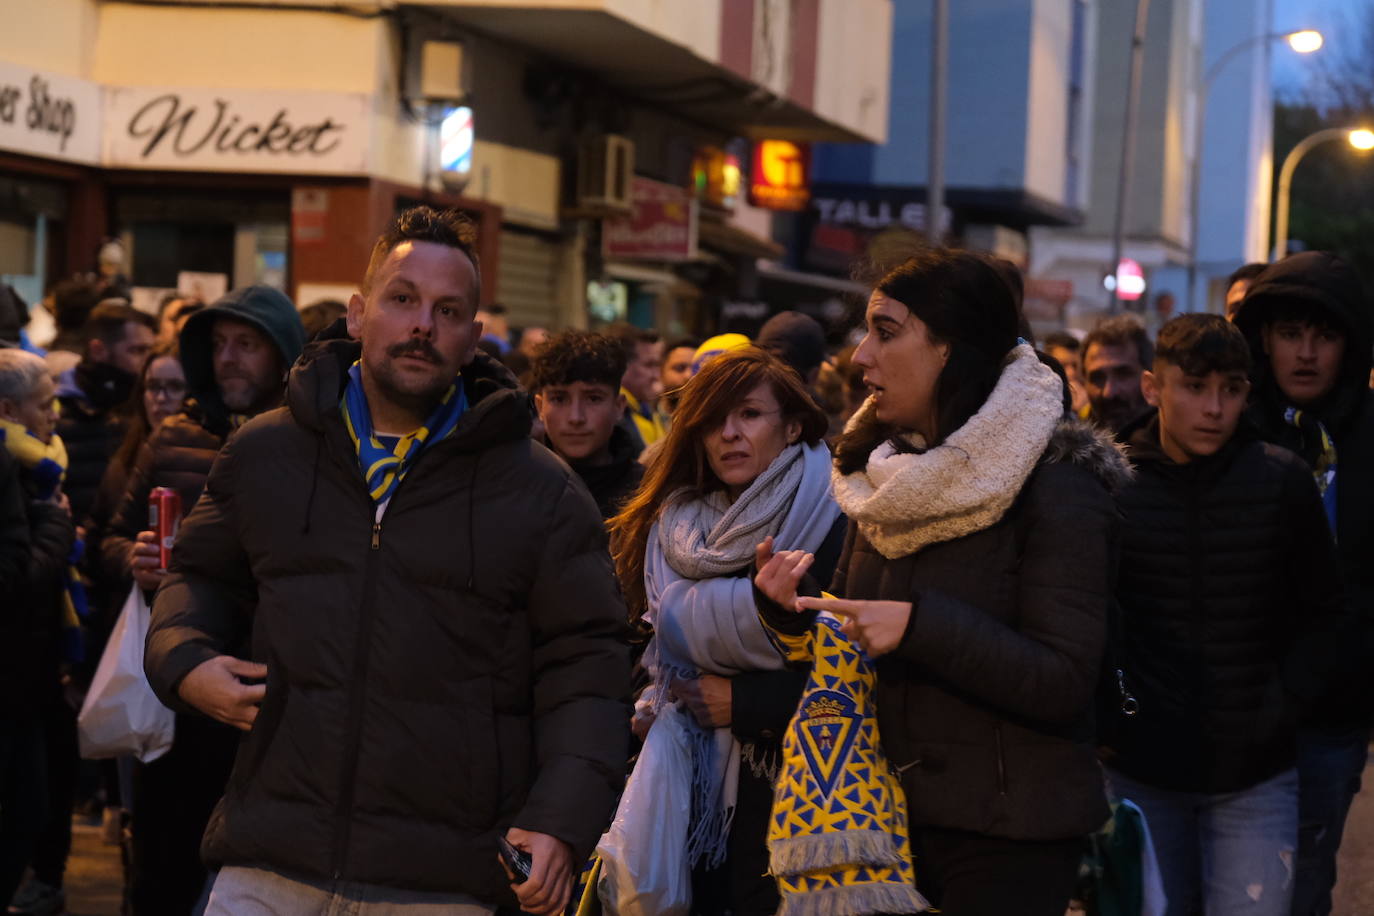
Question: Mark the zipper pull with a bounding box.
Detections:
[371,522,381,550]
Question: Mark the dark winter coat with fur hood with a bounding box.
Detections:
[767,414,1133,842]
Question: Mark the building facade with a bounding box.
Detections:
[0,0,891,337]
[1030,0,1274,328]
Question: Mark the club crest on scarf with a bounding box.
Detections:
[797,690,862,803]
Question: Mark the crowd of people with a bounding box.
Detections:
[0,207,1371,916]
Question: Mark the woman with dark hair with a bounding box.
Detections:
[757,249,1133,915]
[608,347,846,916]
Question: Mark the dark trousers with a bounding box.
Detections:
[30,691,76,888]
[911,825,1085,916]
[128,714,238,916]
[1292,724,1370,916]
[0,715,48,907]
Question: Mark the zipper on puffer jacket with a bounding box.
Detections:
[330,448,442,878]
[994,724,1008,796]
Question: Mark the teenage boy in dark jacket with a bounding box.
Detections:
[1106,314,1343,916]
[146,207,631,915]
[1233,251,1374,916]
[531,329,644,520]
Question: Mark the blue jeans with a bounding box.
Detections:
[206,866,496,915]
[1107,767,1299,916]
[1291,725,1370,916]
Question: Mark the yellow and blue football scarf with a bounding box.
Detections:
[764,608,929,916]
[340,361,467,505]
[1285,406,1338,533]
[0,417,90,661]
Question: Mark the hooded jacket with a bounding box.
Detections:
[144,336,632,901]
[1107,412,1343,792]
[767,418,1132,841]
[1234,252,1374,724]
[101,285,305,582]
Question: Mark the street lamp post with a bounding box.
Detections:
[1272,127,1374,260]
[1186,30,1322,312]
[1108,0,1152,313]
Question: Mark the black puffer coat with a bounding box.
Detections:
[1107,413,1343,793]
[1234,251,1374,726]
[144,338,632,902]
[54,360,135,525]
[0,448,75,719]
[770,418,1131,841]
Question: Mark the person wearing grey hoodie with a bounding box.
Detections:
[101,284,304,916]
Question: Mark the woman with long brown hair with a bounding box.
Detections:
[608,347,845,916]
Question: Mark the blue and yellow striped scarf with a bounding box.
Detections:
[340,361,467,505]
[0,417,89,662]
[764,609,929,916]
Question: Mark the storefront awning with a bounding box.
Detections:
[698,218,784,261]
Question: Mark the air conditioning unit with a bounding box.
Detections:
[577,134,634,212]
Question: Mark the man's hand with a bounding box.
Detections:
[177,655,267,731]
[671,675,731,729]
[132,529,166,591]
[795,596,914,658]
[754,536,814,613]
[500,828,573,915]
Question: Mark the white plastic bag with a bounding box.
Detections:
[77,585,175,763]
[596,703,693,916]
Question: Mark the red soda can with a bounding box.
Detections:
[148,487,182,571]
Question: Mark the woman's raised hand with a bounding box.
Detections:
[753,535,815,613]
[795,596,913,658]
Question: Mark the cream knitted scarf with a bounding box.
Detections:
[833,343,1063,560]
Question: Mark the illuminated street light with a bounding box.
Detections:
[1186,28,1324,310]
[1287,30,1324,54]
[1273,127,1374,260]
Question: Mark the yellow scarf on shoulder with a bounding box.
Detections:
[764,605,929,915]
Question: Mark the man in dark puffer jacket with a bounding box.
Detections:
[146,207,631,915]
[54,301,156,526]
[1233,252,1374,916]
[1105,315,1343,916]
[103,284,304,916]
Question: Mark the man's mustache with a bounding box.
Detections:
[388,340,442,363]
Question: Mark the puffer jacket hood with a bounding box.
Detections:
[1040,414,1135,494]
[1234,251,1372,435]
[178,285,306,432]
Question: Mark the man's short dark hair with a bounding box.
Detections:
[363,206,481,305]
[1042,331,1080,354]
[299,299,348,339]
[530,330,627,393]
[1155,313,1251,377]
[666,337,702,354]
[1260,299,1347,337]
[606,321,660,359]
[52,278,102,333]
[1227,262,1268,290]
[84,301,156,347]
[1084,314,1154,369]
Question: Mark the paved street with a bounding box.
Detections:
[54,753,1374,915]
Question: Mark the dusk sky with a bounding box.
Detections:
[1272,0,1371,101]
